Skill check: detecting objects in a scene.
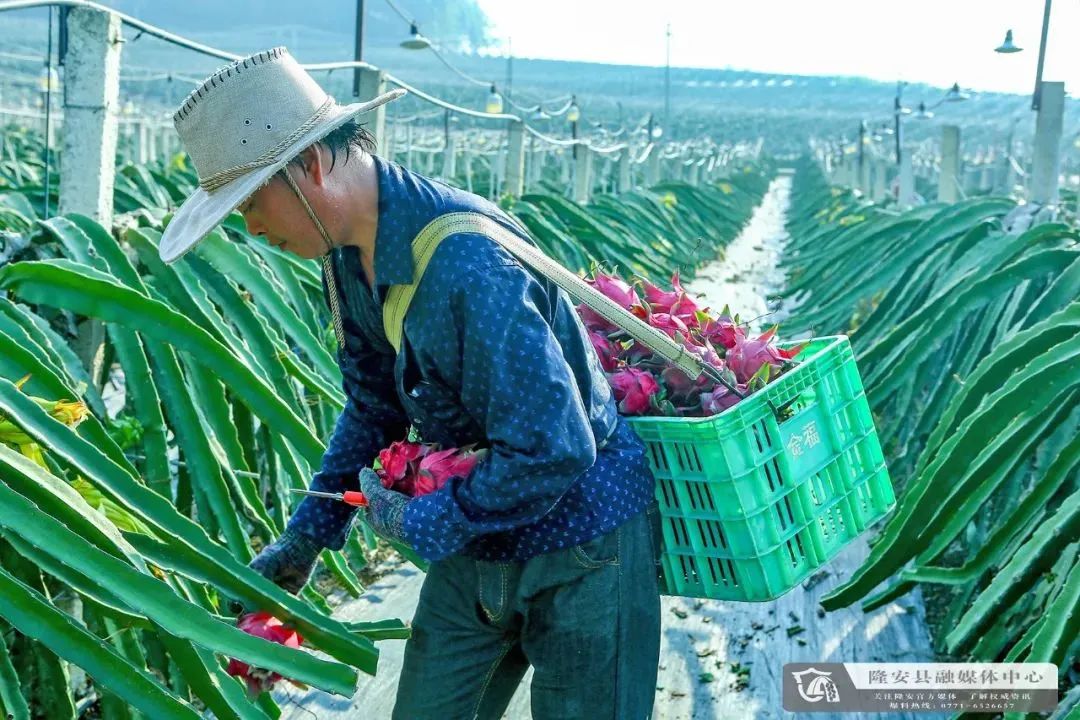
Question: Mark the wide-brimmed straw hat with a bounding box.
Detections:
[159,47,403,264]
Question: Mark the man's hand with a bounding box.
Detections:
[225,527,322,615]
[359,468,410,545]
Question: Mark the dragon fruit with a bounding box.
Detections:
[587,273,641,309]
[226,612,305,697]
[588,331,620,372]
[609,367,661,415]
[575,269,803,418]
[376,440,487,498]
[726,326,806,385]
[414,446,486,496]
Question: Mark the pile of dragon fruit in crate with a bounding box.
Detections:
[581,269,803,417]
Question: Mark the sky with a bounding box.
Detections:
[474,0,1079,95]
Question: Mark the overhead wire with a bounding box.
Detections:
[0,0,660,156]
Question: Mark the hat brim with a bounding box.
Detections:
[159,88,405,264]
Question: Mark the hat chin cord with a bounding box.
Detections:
[280,165,336,255]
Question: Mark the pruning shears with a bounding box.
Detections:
[290,489,368,507]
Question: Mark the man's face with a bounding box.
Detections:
[238,166,327,260]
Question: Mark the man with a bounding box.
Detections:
[161,47,662,719]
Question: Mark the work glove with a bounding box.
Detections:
[359,467,410,546]
[225,527,323,615]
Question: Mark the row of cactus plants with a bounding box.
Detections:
[0,121,771,716]
[780,157,1079,713]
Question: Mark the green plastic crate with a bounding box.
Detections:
[626,335,895,602]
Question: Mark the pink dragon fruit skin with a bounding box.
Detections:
[700,317,745,350]
[414,447,486,496]
[609,367,661,415]
[641,279,679,312]
[588,272,641,310]
[588,331,620,372]
[226,612,305,697]
[648,312,691,340]
[377,440,434,496]
[700,384,746,415]
[576,303,618,333]
[726,326,788,384]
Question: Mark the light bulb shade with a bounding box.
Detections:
[651,125,663,139]
[401,23,430,50]
[945,82,969,102]
[566,103,580,123]
[485,88,503,114]
[995,29,1022,54]
[38,67,59,92]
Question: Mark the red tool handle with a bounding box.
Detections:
[342,491,368,507]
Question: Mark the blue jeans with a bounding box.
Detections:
[392,500,663,720]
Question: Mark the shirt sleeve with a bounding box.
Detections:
[287,280,409,551]
[401,258,598,561]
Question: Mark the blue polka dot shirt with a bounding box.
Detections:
[288,156,655,562]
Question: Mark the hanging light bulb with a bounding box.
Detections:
[945,82,969,102]
[531,107,549,121]
[485,84,503,114]
[915,101,934,119]
[994,29,1022,54]
[566,96,580,124]
[401,23,430,50]
[38,67,59,93]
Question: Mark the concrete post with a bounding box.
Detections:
[872,158,887,201]
[404,124,414,169]
[383,121,396,160]
[617,150,631,193]
[898,149,915,207]
[134,120,148,163]
[492,148,506,199]
[504,120,525,197]
[356,67,388,151]
[147,122,159,163]
[979,162,994,192]
[59,7,122,395]
[715,155,730,179]
[442,135,457,179]
[528,145,544,190]
[858,153,872,195]
[59,7,121,224]
[1004,155,1019,196]
[1031,81,1065,205]
[687,161,700,186]
[559,149,571,184]
[938,125,961,203]
[645,145,661,187]
[573,142,592,204]
[463,145,473,192]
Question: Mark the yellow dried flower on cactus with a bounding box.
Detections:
[45,398,88,427]
[7,374,89,428]
[1,375,90,467]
